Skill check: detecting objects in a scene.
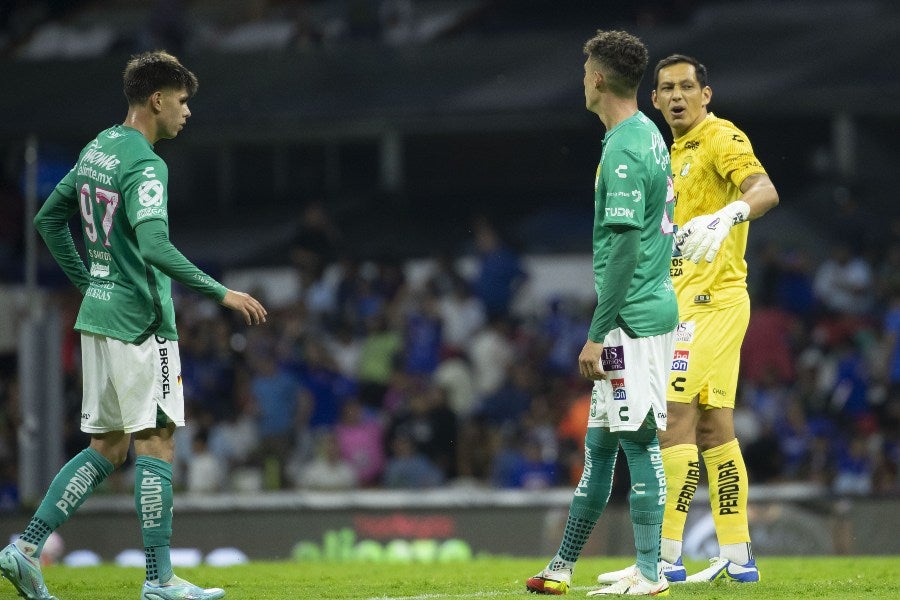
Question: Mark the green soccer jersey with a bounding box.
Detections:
[35,125,226,344]
[592,111,678,338]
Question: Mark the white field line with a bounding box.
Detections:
[366,586,594,600]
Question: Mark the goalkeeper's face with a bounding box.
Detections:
[651,62,711,138]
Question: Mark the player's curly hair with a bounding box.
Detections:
[123,50,198,105]
[582,30,648,98]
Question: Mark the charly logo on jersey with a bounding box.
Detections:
[601,345,625,371]
[138,179,164,207]
[674,321,695,343]
[615,164,628,179]
[611,378,627,401]
[671,349,690,372]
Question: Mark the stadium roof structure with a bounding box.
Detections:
[1,1,898,141]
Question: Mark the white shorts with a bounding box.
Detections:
[80,333,185,434]
[588,327,674,432]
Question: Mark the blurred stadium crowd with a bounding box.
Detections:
[0,0,897,506]
[1,198,898,504]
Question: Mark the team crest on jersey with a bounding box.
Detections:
[611,378,627,401]
[601,346,625,371]
[671,350,690,372]
[674,321,695,343]
[680,162,691,177]
[138,179,164,207]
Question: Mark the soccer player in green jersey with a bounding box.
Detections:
[525,30,678,597]
[0,51,266,600]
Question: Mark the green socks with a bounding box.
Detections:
[550,427,620,569]
[621,436,665,581]
[135,456,174,584]
[17,448,113,557]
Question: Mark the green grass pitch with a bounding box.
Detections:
[8,556,898,599]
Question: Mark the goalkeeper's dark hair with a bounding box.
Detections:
[653,54,709,89]
[582,30,649,98]
[123,51,198,105]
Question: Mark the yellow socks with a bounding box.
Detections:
[702,438,751,546]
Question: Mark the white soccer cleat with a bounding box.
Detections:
[588,567,670,596]
[597,558,685,585]
[684,557,759,583]
[0,542,59,600]
[140,574,225,599]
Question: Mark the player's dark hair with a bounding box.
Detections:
[653,54,709,89]
[123,51,198,105]
[582,30,649,98]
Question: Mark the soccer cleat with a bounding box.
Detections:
[526,567,572,595]
[684,557,760,583]
[588,567,670,596]
[597,558,685,585]
[140,574,225,600]
[0,543,59,600]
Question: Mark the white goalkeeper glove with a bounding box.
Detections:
[675,200,750,263]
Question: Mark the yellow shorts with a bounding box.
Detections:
[667,298,750,409]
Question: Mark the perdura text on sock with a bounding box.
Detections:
[54,462,102,516]
[675,460,701,513]
[140,470,164,528]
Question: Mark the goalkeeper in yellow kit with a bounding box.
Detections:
[598,54,779,585]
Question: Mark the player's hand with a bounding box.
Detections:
[578,339,607,381]
[676,200,750,264]
[678,213,728,263]
[221,290,268,325]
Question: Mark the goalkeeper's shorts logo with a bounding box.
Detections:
[671,350,690,372]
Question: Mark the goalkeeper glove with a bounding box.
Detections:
[675,200,750,263]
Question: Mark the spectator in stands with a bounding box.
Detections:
[382,433,444,488]
[813,243,875,316]
[334,397,385,486]
[357,311,402,408]
[246,340,309,489]
[402,288,443,376]
[185,429,227,493]
[471,215,527,319]
[436,273,486,355]
[291,430,358,490]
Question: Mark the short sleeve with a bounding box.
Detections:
[600,148,646,229]
[713,126,767,189]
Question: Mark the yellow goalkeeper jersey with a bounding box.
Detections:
[670,113,767,311]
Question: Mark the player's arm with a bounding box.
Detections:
[676,132,779,263]
[737,172,779,220]
[33,169,91,293]
[134,219,267,325]
[580,225,640,380]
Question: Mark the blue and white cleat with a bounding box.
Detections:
[0,543,59,600]
[685,557,760,583]
[140,574,225,599]
[597,557,686,585]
